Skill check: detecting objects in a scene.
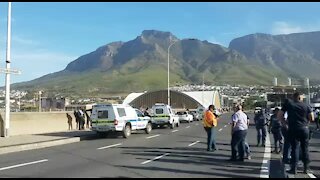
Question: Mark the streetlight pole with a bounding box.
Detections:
[38,91,42,112]
[167,38,196,106]
[306,78,310,104]
[167,41,178,107]
[4,2,12,137]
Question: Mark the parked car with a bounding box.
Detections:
[90,104,152,138]
[176,111,193,123]
[189,110,200,121]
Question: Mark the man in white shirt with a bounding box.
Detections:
[229,104,248,162]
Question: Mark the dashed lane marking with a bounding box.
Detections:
[146,134,160,139]
[141,153,170,165]
[0,159,48,171]
[260,133,271,178]
[188,141,200,147]
[97,143,122,150]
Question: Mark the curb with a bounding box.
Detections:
[0,137,81,155]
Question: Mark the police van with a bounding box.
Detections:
[91,104,152,138]
[150,103,180,129]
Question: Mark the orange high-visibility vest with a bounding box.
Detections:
[203,110,217,128]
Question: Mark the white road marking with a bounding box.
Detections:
[195,123,199,126]
[218,128,223,131]
[186,126,190,129]
[141,153,170,165]
[224,125,227,127]
[146,134,160,139]
[260,133,271,178]
[188,141,200,147]
[97,143,122,150]
[171,130,179,133]
[0,159,48,171]
[308,173,317,178]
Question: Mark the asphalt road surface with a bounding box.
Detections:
[0,112,317,178]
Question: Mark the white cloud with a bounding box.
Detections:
[207,36,224,46]
[271,21,320,35]
[271,21,304,34]
[0,49,78,85]
[12,36,39,46]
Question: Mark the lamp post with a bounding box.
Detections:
[167,38,196,106]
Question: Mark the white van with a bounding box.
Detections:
[90,104,152,138]
[150,103,179,129]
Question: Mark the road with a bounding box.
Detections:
[0,112,312,178]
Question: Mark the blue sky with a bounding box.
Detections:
[0,2,320,85]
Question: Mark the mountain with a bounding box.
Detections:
[12,30,300,97]
[229,31,320,83]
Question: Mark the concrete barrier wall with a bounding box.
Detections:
[0,111,78,136]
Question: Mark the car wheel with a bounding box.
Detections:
[170,121,175,129]
[122,124,131,138]
[145,122,152,134]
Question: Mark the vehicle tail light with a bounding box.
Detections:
[114,119,118,125]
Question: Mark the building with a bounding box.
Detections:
[41,97,70,111]
[122,90,221,110]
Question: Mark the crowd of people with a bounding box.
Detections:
[202,91,315,174]
[66,108,92,130]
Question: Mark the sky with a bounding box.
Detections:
[0,2,320,85]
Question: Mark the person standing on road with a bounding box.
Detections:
[268,108,283,154]
[315,109,320,130]
[74,110,79,130]
[280,112,291,164]
[85,110,91,129]
[229,104,248,162]
[254,109,267,147]
[66,113,73,130]
[202,105,218,152]
[278,92,314,174]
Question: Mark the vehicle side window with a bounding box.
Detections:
[98,110,108,119]
[155,108,164,114]
[117,108,126,117]
[136,110,143,117]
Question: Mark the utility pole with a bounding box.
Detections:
[1,2,21,137]
[38,91,42,112]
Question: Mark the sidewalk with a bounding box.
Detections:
[0,129,98,155]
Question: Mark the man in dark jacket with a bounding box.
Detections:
[254,109,267,147]
[268,108,283,154]
[278,92,314,174]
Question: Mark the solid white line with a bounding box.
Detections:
[188,141,200,147]
[97,143,122,150]
[0,159,48,171]
[218,128,223,131]
[146,134,160,139]
[141,153,170,165]
[171,130,179,133]
[186,126,190,128]
[260,133,271,178]
[308,173,317,178]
